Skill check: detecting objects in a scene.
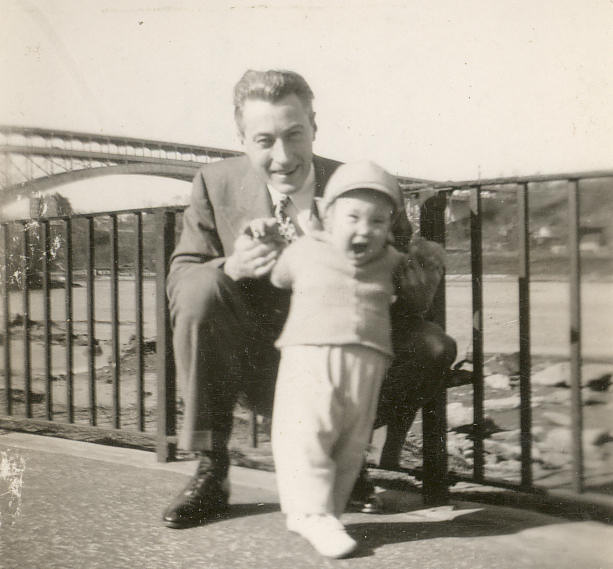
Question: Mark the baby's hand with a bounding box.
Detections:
[243,218,285,245]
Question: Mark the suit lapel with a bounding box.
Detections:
[311,155,341,224]
[217,155,339,234]
[238,168,273,219]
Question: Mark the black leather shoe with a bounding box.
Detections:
[163,466,230,528]
[347,467,383,514]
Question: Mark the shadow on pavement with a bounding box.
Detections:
[345,504,567,556]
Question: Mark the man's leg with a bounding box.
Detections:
[163,264,264,527]
[376,317,457,469]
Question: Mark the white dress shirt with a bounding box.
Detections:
[267,163,316,234]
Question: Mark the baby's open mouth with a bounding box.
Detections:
[351,243,368,255]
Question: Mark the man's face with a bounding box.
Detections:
[239,94,316,195]
[325,189,394,266]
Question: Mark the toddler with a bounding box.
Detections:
[267,160,419,558]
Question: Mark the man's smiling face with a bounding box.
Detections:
[239,94,316,195]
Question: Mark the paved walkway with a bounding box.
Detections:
[1,431,612,569]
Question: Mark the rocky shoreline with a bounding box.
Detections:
[1,322,612,493]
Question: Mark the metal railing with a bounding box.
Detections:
[1,168,612,513]
[1,206,184,448]
[406,169,613,509]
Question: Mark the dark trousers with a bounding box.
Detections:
[167,262,456,455]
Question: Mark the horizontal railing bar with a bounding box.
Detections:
[407,169,613,192]
[376,464,613,503]
[1,206,187,225]
[0,416,158,450]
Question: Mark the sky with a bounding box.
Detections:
[1,0,612,213]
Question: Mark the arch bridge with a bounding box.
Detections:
[0,125,429,208]
[0,125,242,207]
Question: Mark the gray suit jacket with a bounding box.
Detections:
[170,154,412,274]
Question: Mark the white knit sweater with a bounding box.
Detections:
[270,235,405,357]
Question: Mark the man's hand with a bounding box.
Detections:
[409,237,445,274]
[224,218,285,280]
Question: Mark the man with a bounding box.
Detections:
[163,69,456,528]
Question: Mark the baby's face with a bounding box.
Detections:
[325,189,394,265]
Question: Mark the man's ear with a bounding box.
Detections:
[310,112,317,140]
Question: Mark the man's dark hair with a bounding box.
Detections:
[233,69,315,133]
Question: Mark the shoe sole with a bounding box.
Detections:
[163,503,229,529]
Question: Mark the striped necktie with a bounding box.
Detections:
[274,196,299,243]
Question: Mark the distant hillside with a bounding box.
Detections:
[442,177,613,277]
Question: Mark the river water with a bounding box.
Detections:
[1,277,611,379]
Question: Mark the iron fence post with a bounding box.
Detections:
[22,222,31,417]
[110,214,120,428]
[419,191,449,505]
[517,183,533,489]
[156,211,176,462]
[42,220,52,420]
[470,187,485,482]
[568,180,584,493]
[2,224,11,415]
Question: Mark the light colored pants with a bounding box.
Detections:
[272,345,389,518]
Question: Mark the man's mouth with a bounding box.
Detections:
[271,165,299,178]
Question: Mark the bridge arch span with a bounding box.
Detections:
[2,162,199,203]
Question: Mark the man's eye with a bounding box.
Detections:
[255,137,273,147]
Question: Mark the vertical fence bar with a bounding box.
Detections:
[517,183,532,489]
[568,180,584,493]
[134,212,145,431]
[420,191,449,505]
[86,217,97,426]
[250,411,258,448]
[156,210,176,462]
[470,186,485,481]
[64,218,73,422]
[42,220,52,420]
[3,224,12,414]
[22,222,32,417]
[110,214,120,429]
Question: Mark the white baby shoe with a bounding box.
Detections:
[286,513,357,558]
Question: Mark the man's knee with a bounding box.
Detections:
[422,326,457,369]
[396,319,457,370]
[168,264,238,326]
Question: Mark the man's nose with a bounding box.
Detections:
[270,139,291,165]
